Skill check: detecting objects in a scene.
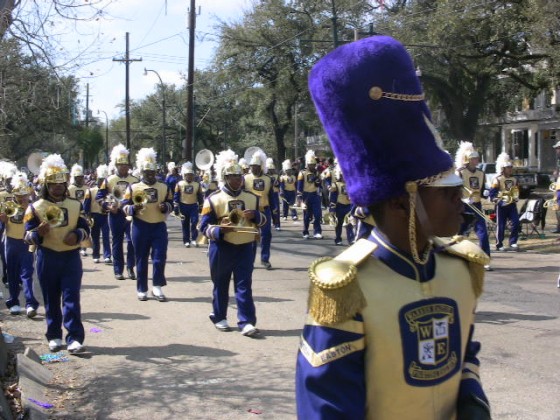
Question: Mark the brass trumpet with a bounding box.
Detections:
[497,186,519,205]
[44,205,65,227]
[463,186,481,202]
[0,201,23,218]
[220,209,259,234]
[543,199,559,211]
[550,182,556,192]
[132,190,149,206]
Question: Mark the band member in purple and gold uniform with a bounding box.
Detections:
[165,162,180,195]
[68,164,89,257]
[84,164,112,264]
[200,149,266,337]
[244,150,275,270]
[328,167,355,246]
[96,144,139,280]
[266,158,281,231]
[1,172,39,317]
[279,159,298,221]
[489,152,520,252]
[296,35,490,419]
[297,150,323,239]
[455,142,491,270]
[201,168,219,198]
[174,161,203,248]
[123,148,173,302]
[0,161,17,286]
[24,154,90,354]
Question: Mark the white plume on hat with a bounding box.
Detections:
[0,161,17,180]
[71,164,84,177]
[266,157,275,171]
[11,171,30,194]
[167,162,176,172]
[454,141,479,169]
[136,147,158,171]
[305,150,317,166]
[181,162,194,175]
[96,164,109,179]
[496,152,513,174]
[238,158,248,169]
[110,144,129,166]
[214,149,239,182]
[39,154,68,183]
[250,150,268,173]
[282,159,291,171]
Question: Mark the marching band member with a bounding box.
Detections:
[165,162,180,194]
[266,158,281,231]
[296,35,490,419]
[1,172,39,317]
[201,168,219,198]
[297,150,323,239]
[68,164,89,257]
[96,144,138,280]
[244,150,275,270]
[123,148,173,302]
[174,161,203,248]
[455,142,492,270]
[328,167,355,246]
[84,164,112,264]
[199,149,266,337]
[24,154,90,354]
[279,159,298,221]
[0,161,17,286]
[489,152,520,251]
[239,158,250,175]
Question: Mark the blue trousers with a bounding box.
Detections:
[282,191,297,219]
[108,212,135,275]
[131,219,168,293]
[179,203,199,243]
[334,204,355,244]
[495,203,520,248]
[5,237,38,310]
[258,207,272,263]
[91,213,111,259]
[0,228,6,280]
[303,193,322,236]
[459,202,491,256]
[36,248,84,344]
[271,194,280,228]
[208,241,256,329]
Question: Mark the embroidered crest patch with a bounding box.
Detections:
[399,298,461,386]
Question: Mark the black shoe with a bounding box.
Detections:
[261,261,272,270]
[127,268,136,280]
[551,229,560,234]
[115,273,125,280]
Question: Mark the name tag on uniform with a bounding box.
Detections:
[306,174,316,183]
[253,179,265,192]
[116,181,129,193]
[504,180,514,190]
[468,177,480,190]
[10,213,24,224]
[183,185,194,194]
[75,190,85,201]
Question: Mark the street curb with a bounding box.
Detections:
[0,333,13,420]
[18,347,52,419]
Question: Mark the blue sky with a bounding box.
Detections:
[48,0,253,120]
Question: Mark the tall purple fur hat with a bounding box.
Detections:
[309,35,459,206]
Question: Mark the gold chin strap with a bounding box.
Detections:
[405,182,432,265]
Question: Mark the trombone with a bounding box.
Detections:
[0,201,23,218]
[218,209,260,235]
[461,187,495,224]
[132,190,149,215]
[497,186,519,205]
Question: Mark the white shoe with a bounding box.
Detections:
[9,305,21,315]
[557,276,560,288]
[313,233,323,239]
[137,292,148,301]
[80,249,87,257]
[104,258,113,265]
[26,307,37,318]
[241,323,259,337]
[93,258,100,264]
[48,338,63,352]
[275,227,281,231]
[191,241,199,248]
[152,286,167,302]
[184,242,191,248]
[302,234,309,239]
[484,265,492,272]
[510,243,518,250]
[214,319,231,331]
[67,341,85,354]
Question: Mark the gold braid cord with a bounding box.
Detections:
[406,182,431,265]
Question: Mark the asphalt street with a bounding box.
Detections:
[1,217,559,419]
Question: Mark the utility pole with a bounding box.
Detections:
[85,83,90,128]
[184,0,197,162]
[113,32,142,150]
[144,68,167,165]
[331,0,339,48]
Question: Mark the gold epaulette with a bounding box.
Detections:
[433,236,489,298]
[307,239,376,325]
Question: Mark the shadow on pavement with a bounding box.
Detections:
[476,311,556,324]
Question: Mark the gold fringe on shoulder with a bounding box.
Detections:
[307,257,366,325]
